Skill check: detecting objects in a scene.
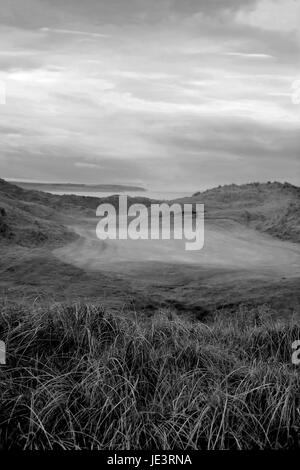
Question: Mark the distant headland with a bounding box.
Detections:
[9,181,147,193]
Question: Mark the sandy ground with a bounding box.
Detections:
[53,217,300,282]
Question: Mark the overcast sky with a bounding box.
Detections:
[0,0,299,191]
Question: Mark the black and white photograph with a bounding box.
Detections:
[0,0,300,458]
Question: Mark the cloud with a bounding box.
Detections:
[0,0,299,189]
[39,27,109,38]
[75,162,102,169]
[151,117,300,160]
[111,70,176,81]
[236,0,300,33]
[224,52,273,58]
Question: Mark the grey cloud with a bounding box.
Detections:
[0,54,43,71]
[146,116,300,162]
[39,27,108,38]
[0,0,258,29]
[1,0,299,189]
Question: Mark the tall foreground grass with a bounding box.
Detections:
[0,302,299,450]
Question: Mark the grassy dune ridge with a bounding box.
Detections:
[0,178,155,248]
[1,178,300,246]
[191,182,300,243]
[0,302,299,450]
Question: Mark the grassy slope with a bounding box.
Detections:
[0,302,299,450]
[0,178,78,248]
[1,178,299,311]
[0,180,299,449]
[190,182,300,243]
[2,178,299,245]
[0,179,164,307]
[0,178,157,248]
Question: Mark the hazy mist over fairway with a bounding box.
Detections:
[0,0,300,189]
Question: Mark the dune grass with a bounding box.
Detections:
[0,302,299,450]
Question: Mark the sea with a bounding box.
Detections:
[47,189,194,201]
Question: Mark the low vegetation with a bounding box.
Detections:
[0,302,299,450]
[1,178,300,246]
[192,182,300,243]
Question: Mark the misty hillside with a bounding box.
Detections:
[193,181,300,202]
[190,182,300,243]
[0,178,154,212]
[0,178,77,247]
[0,178,100,211]
[0,178,154,247]
[1,178,300,247]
